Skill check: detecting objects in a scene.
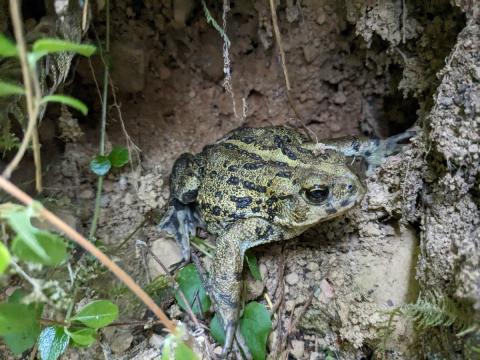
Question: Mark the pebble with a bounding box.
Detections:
[285,272,299,285]
[290,340,305,359]
[333,91,347,104]
[79,189,94,200]
[307,262,319,272]
[149,333,164,348]
[110,329,134,353]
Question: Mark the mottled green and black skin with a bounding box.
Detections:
[159,126,413,354]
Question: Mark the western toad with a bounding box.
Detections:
[160,126,413,353]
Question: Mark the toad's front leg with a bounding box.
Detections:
[211,219,282,356]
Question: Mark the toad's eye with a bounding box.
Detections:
[305,185,329,204]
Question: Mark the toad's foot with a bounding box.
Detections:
[158,199,202,262]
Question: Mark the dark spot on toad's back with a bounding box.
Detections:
[230,196,253,209]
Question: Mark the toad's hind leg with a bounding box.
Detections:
[158,153,203,262]
[211,219,282,355]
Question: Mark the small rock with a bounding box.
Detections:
[213,346,223,356]
[149,239,183,275]
[316,11,326,25]
[158,64,172,80]
[307,262,319,272]
[310,352,320,360]
[124,192,134,205]
[333,91,347,104]
[245,277,265,301]
[285,300,296,312]
[285,272,299,285]
[303,45,316,64]
[110,329,134,354]
[290,340,305,359]
[103,180,115,192]
[79,189,94,200]
[149,333,164,348]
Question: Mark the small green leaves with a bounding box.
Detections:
[1,294,42,354]
[210,314,226,345]
[38,326,70,360]
[0,242,10,274]
[0,303,40,334]
[175,264,211,315]
[108,147,129,168]
[41,95,88,115]
[90,147,129,176]
[90,155,111,176]
[210,302,272,360]
[0,81,25,97]
[32,39,96,57]
[0,34,17,57]
[71,300,119,328]
[3,206,49,261]
[12,231,67,266]
[245,251,262,281]
[65,328,97,347]
[240,302,272,360]
[161,323,198,360]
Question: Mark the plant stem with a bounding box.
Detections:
[0,175,177,334]
[89,0,110,240]
[3,0,42,187]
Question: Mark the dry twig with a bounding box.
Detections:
[3,0,43,192]
[0,176,177,334]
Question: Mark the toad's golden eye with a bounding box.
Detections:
[304,185,329,204]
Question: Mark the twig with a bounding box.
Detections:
[3,0,42,190]
[0,176,177,334]
[89,0,110,239]
[268,0,313,142]
[287,292,314,335]
[137,241,201,327]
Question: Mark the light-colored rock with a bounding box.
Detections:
[285,272,299,285]
[110,329,134,354]
[149,333,164,348]
[79,189,94,200]
[290,340,305,359]
[148,238,183,275]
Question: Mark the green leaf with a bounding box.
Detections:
[41,95,88,115]
[245,251,262,281]
[239,302,272,360]
[71,300,119,328]
[4,207,49,261]
[65,327,97,347]
[32,38,96,57]
[175,264,211,315]
[0,81,25,97]
[161,324,198,360]
[175,341,199,359]
[0,34,17,57]
[210,314,226,346]
[2,295,42,354]
[90,155,111,176]
[108,147,129,168]
[12,231,67,266]
[0,303,39,335]
[38,326,69,360]
[0,242,11,274]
